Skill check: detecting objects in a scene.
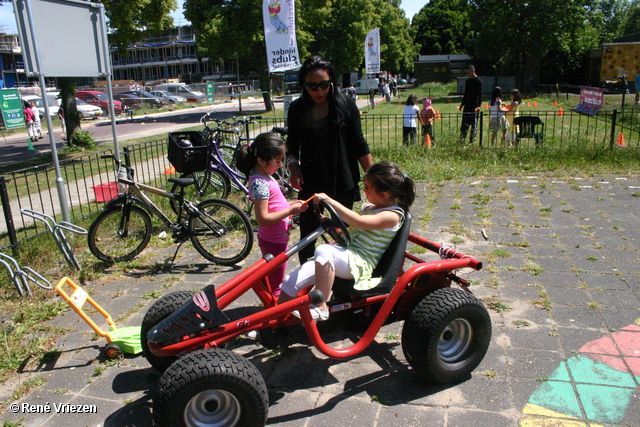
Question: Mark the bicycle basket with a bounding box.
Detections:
[168,131,209,173]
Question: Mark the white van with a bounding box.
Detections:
[152,83,206,103]
[353,78,380,95]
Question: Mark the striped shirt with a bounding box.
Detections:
[346,204,405,289]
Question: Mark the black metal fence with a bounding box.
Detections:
[2,108,639,248]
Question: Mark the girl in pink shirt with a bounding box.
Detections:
[237,133,308,296]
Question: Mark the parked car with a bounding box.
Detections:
[75,98,102,119]
[118,90,167,108]
[21,94,59,117]
[76,90,123,115]
[152,83,206,102]
[149,90,186,105]
[112,93,145,109]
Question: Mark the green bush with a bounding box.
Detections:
[70,130,96,149]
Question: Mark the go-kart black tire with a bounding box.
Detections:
[141,291,195,373]
[154,348,268,427]
[401,287,491,384]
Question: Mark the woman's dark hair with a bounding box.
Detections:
[405,94,417,106]
[364,161,415,211]
[510,88,522,104]
[235,132,285,177]
[297,55,350,125]
[490,86,502,106]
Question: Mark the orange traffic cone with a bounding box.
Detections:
[424,134,432,148]
[558,107,564,117]
[164,165,177,175]
[553,99,558,106]
[527,102,531,107]
[533,101,537,107]
[616,132,626,147]
[436,111,441,119]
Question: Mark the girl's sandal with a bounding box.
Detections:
[309,305,329,322]
[292,305,329,322]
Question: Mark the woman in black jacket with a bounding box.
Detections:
[287,55,373,262]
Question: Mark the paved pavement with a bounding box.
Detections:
[1,174,639,426]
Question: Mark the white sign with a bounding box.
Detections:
[365,28,380,75]
[263,0,300,73]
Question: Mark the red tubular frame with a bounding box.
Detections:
[149,232,483,360]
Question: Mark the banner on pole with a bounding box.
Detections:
[365,29,380,75]
[263,0,300,73]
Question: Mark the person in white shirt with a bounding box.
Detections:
[402,94,420,145]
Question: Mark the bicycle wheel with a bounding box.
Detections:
[189,199,254,265]
[170,170,231,215]
[88,204,152,262]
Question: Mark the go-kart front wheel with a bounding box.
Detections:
[154,348,268,427]
[401,287,491,384]
[141,291,195,373]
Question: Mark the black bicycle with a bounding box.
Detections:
[88,154,253,265]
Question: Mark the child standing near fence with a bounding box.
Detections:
[420,97,436,147]
[505,89,522,147]
[236,133,308,297]
[402,94,420,145]
[489,86,509,147]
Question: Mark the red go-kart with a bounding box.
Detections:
[141,201,491,427]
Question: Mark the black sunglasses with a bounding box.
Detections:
[304,80,331,91]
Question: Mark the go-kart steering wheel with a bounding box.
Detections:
[314,200,351,247]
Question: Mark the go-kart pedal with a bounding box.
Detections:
[147,285,228,346]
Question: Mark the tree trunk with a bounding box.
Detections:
[58,78,82,144]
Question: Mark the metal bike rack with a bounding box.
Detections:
[21,209,88,271]
[0,251,51,297]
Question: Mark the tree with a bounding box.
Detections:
[102,0,177,54]
[376,0,417,74]
[411,0,471,56]
[468,0,588,86]
[183,0,416,94]
[183,0,275,110]
[622,0,640,34]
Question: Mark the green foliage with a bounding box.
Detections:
[104,0,178,53]
[70,130,96,149]
[411,0,471,55]
[184,0,417,76]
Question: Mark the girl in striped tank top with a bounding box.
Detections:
[278,161,415,321]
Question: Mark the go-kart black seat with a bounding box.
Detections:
[332,212,412,299]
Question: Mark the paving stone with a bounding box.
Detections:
[589,289,640,309]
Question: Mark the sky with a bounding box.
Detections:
[1,1,427,36]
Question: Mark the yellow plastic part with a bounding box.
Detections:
[55,277,116,343]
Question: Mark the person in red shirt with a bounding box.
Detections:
[23,103,37,142]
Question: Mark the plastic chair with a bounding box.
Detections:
[513,116,544,147]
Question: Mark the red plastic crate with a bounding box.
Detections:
[92,182,119,202]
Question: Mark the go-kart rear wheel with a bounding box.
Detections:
[401,287,491,384]
[154,348,268,427]
[141,291,195,373]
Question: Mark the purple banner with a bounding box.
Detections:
[572,87,604,116]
